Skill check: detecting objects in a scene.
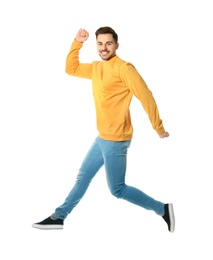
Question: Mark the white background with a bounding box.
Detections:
[0,0,212,259]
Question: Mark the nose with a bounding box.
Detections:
[102,44,107,50]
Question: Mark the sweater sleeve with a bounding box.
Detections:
[65,39,92,79]
[119,62,165,134]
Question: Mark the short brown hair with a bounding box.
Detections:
[95,26,118,43]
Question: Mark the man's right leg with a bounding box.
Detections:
[32,137,104,229]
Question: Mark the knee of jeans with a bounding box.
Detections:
[109,184,126,198]
[75,171,91,185]
[76,172,83,183]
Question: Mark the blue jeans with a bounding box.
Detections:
[52,137,164,220]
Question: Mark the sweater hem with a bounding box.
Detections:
[98,133,132,141]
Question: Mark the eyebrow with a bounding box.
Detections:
[97,41,114,44]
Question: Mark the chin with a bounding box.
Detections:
[101,55,112,61]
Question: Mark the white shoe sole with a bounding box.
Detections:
[32,224,63,230]
[168,203,175,232]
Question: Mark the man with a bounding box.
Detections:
[32,26,175,232]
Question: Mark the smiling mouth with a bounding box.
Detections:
[101,51,109,55]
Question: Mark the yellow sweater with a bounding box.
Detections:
[65,40,165,141]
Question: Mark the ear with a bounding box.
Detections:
[116,43,119,50]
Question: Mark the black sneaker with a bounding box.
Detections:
[162,203,175,232]
[32,217,64,230]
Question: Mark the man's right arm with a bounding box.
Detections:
[65,29,92,79]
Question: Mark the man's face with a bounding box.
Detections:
[96,34,119,61]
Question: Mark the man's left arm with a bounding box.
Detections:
[120,63,169,138]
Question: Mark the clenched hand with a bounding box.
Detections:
[75,28,89,43]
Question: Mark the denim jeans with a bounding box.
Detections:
[51,136,164,220]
